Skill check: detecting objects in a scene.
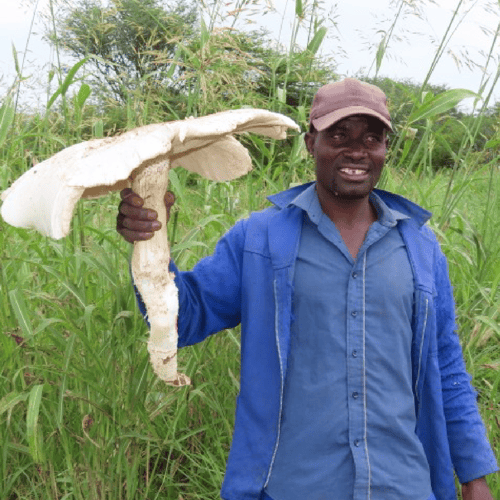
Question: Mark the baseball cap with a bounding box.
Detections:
[310,78,392,132]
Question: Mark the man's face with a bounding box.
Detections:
[305,115,389,201]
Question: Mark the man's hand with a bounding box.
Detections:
[116,188,175,243]
[461,477,494,500]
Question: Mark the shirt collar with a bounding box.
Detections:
[289,182,410,228]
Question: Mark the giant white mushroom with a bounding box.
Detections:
[1,109,299,386]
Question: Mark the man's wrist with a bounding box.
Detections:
[461,476,494,500]
[462,477,487,486]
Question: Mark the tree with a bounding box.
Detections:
[45,0,336,135]
[174,26,336,118]
[47,0,198,103]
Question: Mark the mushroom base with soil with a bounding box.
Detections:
[130,161,190,386]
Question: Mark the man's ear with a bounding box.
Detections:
[384,128,390,149]
[304,131,316,155]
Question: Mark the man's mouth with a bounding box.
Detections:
[340,168,368,176]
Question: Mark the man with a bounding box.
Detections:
[117,78,498,500]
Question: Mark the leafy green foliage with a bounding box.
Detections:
[48,0,198,103]
[365,76,500,172]
[44,0,334,126]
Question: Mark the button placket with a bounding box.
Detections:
[347,254,370,499]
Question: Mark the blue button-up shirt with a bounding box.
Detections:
[264,184,433,500]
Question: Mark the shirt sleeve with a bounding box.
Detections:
[434,247,499,483]
[132,217,247,348]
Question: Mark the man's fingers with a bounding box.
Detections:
[117,227,155,243]
[119,200,158,221]
[120,188,144,207]
[120,189,173,220]
[117,188,174,243]
[164,191,175,206]
[164,191,175,221]
[118,213,161,232]
[117,210,161,243]
[120,187,133,199]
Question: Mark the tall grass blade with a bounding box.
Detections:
[407,89,479,124]
[200,18,210,48]
[27,384,45,464]
[375,35,386,75]
[168,169,185,202]
[485,139,500,148]
[0,98,15,151]
[166,47,182,80]
[295,0,303,17]
[56,333,76,428]
[11,43,21,76]
[93,119,104,138]
[476,316,500,339]
[46,57,89,111]
[0,334,15,368]
[76,83,91,109]
[306,27,327,55]
[8,289,34,339]
[0,392,30,417]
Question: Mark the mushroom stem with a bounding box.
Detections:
[130,161,190,387]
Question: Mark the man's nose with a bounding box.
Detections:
[343,146,367,160]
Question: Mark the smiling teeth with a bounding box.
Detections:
[341,168,366,175]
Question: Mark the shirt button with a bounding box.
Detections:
[354,440,360,447]
[352,350,357,357]
[352,392,358,399]
[351,311,357,317]
[352,272,358,278]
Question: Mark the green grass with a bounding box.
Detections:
[1,161,499,499]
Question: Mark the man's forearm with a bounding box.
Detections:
[461,476,494,500]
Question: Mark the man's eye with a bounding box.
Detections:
[366,135,382,144]
[331,132,345,140]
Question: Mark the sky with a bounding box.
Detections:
[0,0,499,112]
[259,0,500,111]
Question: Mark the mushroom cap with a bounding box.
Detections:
[1,109,299,239]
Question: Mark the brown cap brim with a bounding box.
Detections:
[312,106,393,132]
